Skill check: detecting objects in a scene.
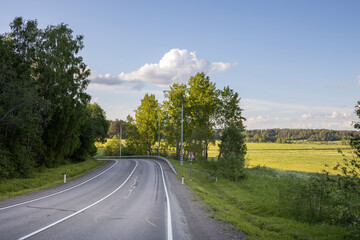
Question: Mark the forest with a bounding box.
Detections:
[245,128,357,143]
[0,18,108,179]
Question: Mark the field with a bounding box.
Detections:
[169,141,358,239]
[170,143,357,239]
[207,142,353,174]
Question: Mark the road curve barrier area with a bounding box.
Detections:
[95,155,177,175]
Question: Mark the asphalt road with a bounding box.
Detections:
[0,158,244,240]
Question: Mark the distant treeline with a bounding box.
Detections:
[245,129,357,143]
[109,121,357,143]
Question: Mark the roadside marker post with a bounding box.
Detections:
[182,176,184,184]
[187,152,195,181]
[64,173,66,183]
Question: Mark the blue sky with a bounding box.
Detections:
[1,0,359,130]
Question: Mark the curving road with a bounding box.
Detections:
[0,158,244,240]
[0,159,188,240]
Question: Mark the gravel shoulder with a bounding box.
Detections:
[162,161,246,240]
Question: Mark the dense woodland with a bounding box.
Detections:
[0,18,108,179]
[245,129,357,143]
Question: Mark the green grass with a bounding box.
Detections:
[171,159,353,239]
[245,142,353,174]
[205,141,353,174]
[0,158,104,201]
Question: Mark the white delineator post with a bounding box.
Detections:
[180,100,183,166]
[64,173,66,183]
[182,176,184,185]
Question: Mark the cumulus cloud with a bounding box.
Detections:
[242,98,357,130]
[247,115,271,123]
[89,49,232,89]
[301,113,312,119]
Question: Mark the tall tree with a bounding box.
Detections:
[351,101,360,157]
[71,103,109,161]
[217,86,247,160]
[135,94,160,155]
[163,83,187,159]
[187,72,218,160]
[123,115,145,155]
[0,26,46,178]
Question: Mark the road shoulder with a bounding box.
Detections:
[163,161,246,240]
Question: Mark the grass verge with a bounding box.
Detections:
[170,159,354,239]
[0,158,104,201]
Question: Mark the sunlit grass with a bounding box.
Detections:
[97,139,353,174]
[206,141,353,174]
[0,158,104,201]
[171,159,353,239]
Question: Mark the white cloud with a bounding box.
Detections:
[329,112,338,119]
[242,98,357,130]
[357,75,360,85]
[89,49,232,89]
[302,113,312,119]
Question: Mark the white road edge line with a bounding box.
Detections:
[18,160,138,240]
[156,161,173,240]
[0,160,118,211]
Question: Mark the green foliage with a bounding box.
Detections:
[103,135,120,156]
[71,103,109,162]
[107,119,127,139]
[0,158,103,201]
[162,83,187,159]
[350,101,360,157]
[187,72,218,159]
[171,159,352,239]
[162,73,246,169]
[246,129,356,143]
[278,101,360,237]
[0,17,107,179]
[135,94,160,155]
[218,153,246,181]
[278,176,333,223]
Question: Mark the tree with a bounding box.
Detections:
[123,115,146,155]
[187,72,218,160]
[71,103,109,161]
[323,101,360,233]
[351,101,360,157]
[107,119,127,139]
[216,86,247,181]
[217,86,246,159]
[135,94,160,155]
[162,83,187,159]
[0,27,46,178]
[0,17,103,179]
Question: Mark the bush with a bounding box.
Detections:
[218,153,246,181]
[278,176,333,223]
[278,173,360,238]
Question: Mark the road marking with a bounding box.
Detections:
[0,159,118,211]
[156,161,173,240]
[145,217,157,227]
[18,160,138,240]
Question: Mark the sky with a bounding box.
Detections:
[1,0,359,130]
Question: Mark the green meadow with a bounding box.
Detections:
[207,142,352,174]
[171,141,357,239]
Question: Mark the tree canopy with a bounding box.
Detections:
[0,17,108,179]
